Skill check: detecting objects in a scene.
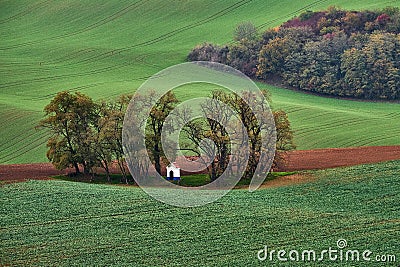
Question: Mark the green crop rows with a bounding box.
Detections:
[1,160,399,266]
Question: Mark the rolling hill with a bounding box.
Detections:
[1,160,399,265]
[1,0,399,164]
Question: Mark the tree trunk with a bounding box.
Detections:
[73,162,80,175]
[154,143,161,175]
[210,161,217,181]
[104,161,111,183]
[83,162,90,175]
[117,159,128,184]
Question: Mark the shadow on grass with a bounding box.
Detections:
[53,172,297,188]
[52,173,133,185]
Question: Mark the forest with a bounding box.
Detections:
[188,6,400,100]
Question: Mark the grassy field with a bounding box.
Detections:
[265,84,400,149]
[1,160,398,266]
[1,0,400,164]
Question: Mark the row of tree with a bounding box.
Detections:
[188,6,400,100]
[39,90,295,183]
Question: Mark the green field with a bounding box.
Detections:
[1,161,399,266]
[1,0,400,164]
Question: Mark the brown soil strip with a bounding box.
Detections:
[1,145,399,185]
[282,145,400,172]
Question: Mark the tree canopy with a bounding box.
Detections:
[38,91,131,182]
[188,6,400,100]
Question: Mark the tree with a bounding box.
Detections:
[91,111,113,181]
[272,110,296,170]
[38,91,97,175]
[283,32,349,95]
[187,43,228,64]
[96,94,131,183]
[234,21,258,41]
[257,27,317,80]
[227,39,261,77]
[223,90,274,179]
[39,91,133,182]
[180,89,294,181]
[342,12,364,34]
[257,36,297,78]
[383,7,400,32]
[145,90,178,175]
[178,90,240,181]
[341,32,400,99]
[201,91,235,181]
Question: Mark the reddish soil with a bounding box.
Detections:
[1,145,400,184]
[0,163,69,184]
[282,145,400,172]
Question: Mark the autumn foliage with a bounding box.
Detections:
[188,7,400,100]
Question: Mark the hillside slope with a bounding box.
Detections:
[1,160,399,265]
[1,0,399,163]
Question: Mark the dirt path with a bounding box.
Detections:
[1,145,400,183]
